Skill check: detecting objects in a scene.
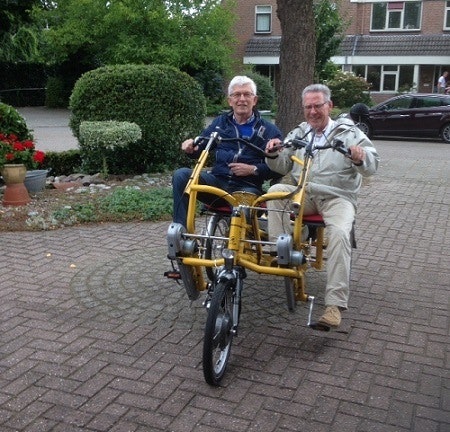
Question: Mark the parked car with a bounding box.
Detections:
[344,93,450,143]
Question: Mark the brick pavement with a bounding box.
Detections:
[0,139,449,431]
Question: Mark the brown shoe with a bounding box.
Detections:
[318,306,341,328]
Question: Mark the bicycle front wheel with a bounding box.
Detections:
[205,214,230,281]
[202,278,235,386]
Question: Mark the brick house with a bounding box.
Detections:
[233,0,450,103]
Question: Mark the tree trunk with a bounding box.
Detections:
[276,0,316,135]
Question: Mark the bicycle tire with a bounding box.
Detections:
[205,214,230,281]
[202,278,235,386]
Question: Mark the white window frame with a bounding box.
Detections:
[255,5,272,34]
[370,1,422,32]
[445,0,450,30]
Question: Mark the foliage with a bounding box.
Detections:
[79,120,142,174]
[98,187,173,221]
[0,102,33,140]
[0,133,45,169]
[50,186,173,225]
[36,0,236,78]
[41,149,82,176]
[245,71,276,111]
[314,0,348,81]
[0,0,41,62]
[45,77,67,108]
[69,64,205,174]
[324,70,372,108]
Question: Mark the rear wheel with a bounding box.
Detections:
[203,279,235,386]
[440,123,450,143]
[205,214,230,281]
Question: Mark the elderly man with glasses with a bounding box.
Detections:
[172,75,282,228]
[265,84,380,330]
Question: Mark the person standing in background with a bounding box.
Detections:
[437,71,448,93]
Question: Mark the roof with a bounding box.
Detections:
[245,36,281,57]
[338,34,450,56]
[244,34,450,57]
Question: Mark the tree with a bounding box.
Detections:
[0,0,41,61]
[276,0,316,135]
[314,0,347,81]
[37,0,236,76]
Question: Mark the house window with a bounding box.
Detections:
[255,5,272,33]
[371,1,422,31]
[445,1,450,29]
[352,65,415,92]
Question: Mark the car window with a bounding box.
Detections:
[383,98,412,110]
[416,97,442,108]
[441,96,450,106]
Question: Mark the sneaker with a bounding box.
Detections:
[318,306,341,328]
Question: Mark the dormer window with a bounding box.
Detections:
[255,5,272,33]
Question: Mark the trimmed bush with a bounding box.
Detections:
[69,64,206,174]
[0,102,33,139]
[79,120,142,174]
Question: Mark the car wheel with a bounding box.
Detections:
[440,123,450,143]
[357,120,372,138]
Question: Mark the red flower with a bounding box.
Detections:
[0,133,45,169]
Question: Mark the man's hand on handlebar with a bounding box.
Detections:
[348,146,365,166]
[266,138,283,153]
[181,138,198,154]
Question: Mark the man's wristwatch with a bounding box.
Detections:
[253,166,259,175]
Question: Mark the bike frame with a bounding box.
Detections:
[167,131,328,305]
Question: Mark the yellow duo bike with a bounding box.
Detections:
[166,131,351,386]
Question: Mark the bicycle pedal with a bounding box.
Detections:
[164,270,182,280]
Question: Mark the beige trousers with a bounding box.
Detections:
[267,183,355,309]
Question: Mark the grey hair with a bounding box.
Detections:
[302,84,331,103]
[228,76,257,96]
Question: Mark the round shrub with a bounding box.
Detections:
[69,64,206,174]
[0,102,33,140]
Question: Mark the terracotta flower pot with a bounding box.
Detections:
[1,163,31,206]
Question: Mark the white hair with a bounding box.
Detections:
[228,76,257,96]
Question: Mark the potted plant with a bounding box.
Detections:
[0,133,46,205]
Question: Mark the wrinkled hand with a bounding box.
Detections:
[228,162,255,177]
[349,146,366,165]
[266,138,282,153]
[181,138,197,154]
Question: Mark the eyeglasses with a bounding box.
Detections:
[303,102,328,111]
[229,92,255,99]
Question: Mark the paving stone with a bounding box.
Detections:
[0,136,448,431]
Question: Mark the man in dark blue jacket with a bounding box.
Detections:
[172,75,283,227]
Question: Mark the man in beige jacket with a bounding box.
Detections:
[265,84,379,330]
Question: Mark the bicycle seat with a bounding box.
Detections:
[302,214,326,226]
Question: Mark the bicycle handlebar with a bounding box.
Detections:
[194,132,352,161]
[269,138,351,159]
[194,133,279,159]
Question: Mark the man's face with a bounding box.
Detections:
[303,91,333,131]
[227,84,258,118]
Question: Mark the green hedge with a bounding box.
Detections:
[69,64,206,174]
